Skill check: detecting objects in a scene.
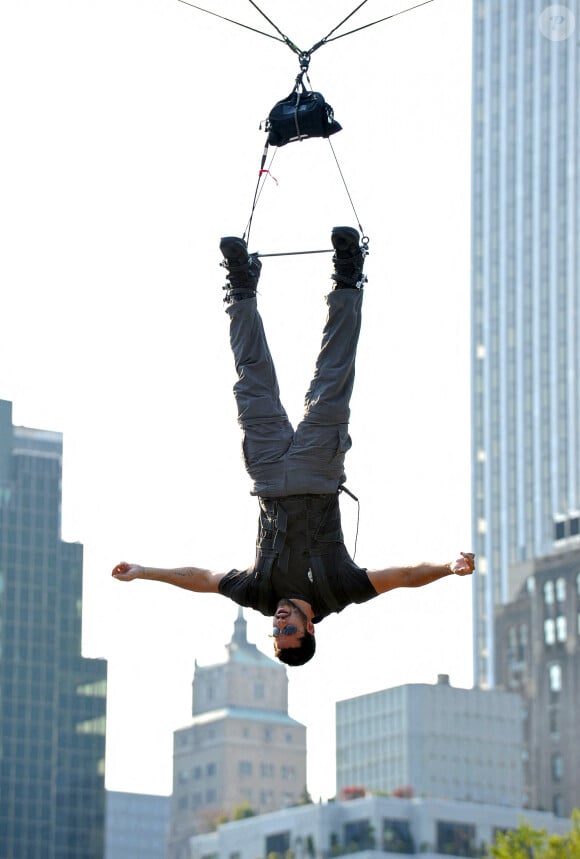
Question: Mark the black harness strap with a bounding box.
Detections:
[338,484,361,560]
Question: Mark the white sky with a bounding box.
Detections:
[1,0,473,800]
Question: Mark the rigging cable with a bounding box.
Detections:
[177,0,435,65]
[177,0,434,251]
[175,0,287,44]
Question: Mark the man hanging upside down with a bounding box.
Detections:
[112,227,475,666]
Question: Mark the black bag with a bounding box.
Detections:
[265,87,342,147]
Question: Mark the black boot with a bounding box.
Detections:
[331,226,367,289]
[220,236,262,302]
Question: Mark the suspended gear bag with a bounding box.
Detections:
[265,84,342,147]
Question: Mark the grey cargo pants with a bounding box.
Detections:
[227,288,364,497]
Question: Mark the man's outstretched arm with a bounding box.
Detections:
[367,552,475,595]
[112,562,226,593]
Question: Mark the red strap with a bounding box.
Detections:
[259,168,278,185]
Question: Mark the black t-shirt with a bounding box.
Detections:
[218,493,377,622]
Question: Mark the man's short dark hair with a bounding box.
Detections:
[275,631,316,666]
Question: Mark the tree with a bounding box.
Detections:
[488,811,580,859]
[232,801,257,820]
[295,786,314,806]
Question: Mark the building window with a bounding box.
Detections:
[344,819,375,852]
[518,624,527,661]
[265,831,290,856]
[556,616,567,642]
[549,664,562,692]
[550,709,559,739]
[556,578,566,601]
[544,581,554,605]
[553,794,564,817]
[551,753,563,782]
[383,818,414,854]
[206,762,216,777]
[507,626,516,661]
[544,619,555,645]
[254,683,265,699]
[239,761,253,776]
[192,766,202,780]
[576,572,580,596]
[436,822,477,857]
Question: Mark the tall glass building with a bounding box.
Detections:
[471,1,580,687]
[0,399,107,858]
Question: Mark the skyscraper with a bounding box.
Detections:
[0,400,107,858]
[471,1,580,687]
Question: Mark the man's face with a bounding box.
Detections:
[272,599,309,652]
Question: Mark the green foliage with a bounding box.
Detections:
[295,786,313,806]
[488,811,580,859]
[232,801,257,820]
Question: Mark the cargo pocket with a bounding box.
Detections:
[242,420,293,468]
[335,426,352,458]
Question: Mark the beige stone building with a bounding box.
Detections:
[168,610,307,859]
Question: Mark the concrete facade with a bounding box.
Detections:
[336,675,523,807]
[105,790,170,859]
[188,794,571,859]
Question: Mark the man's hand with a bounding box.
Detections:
[112,562,143,582]
[450,552,475,576]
